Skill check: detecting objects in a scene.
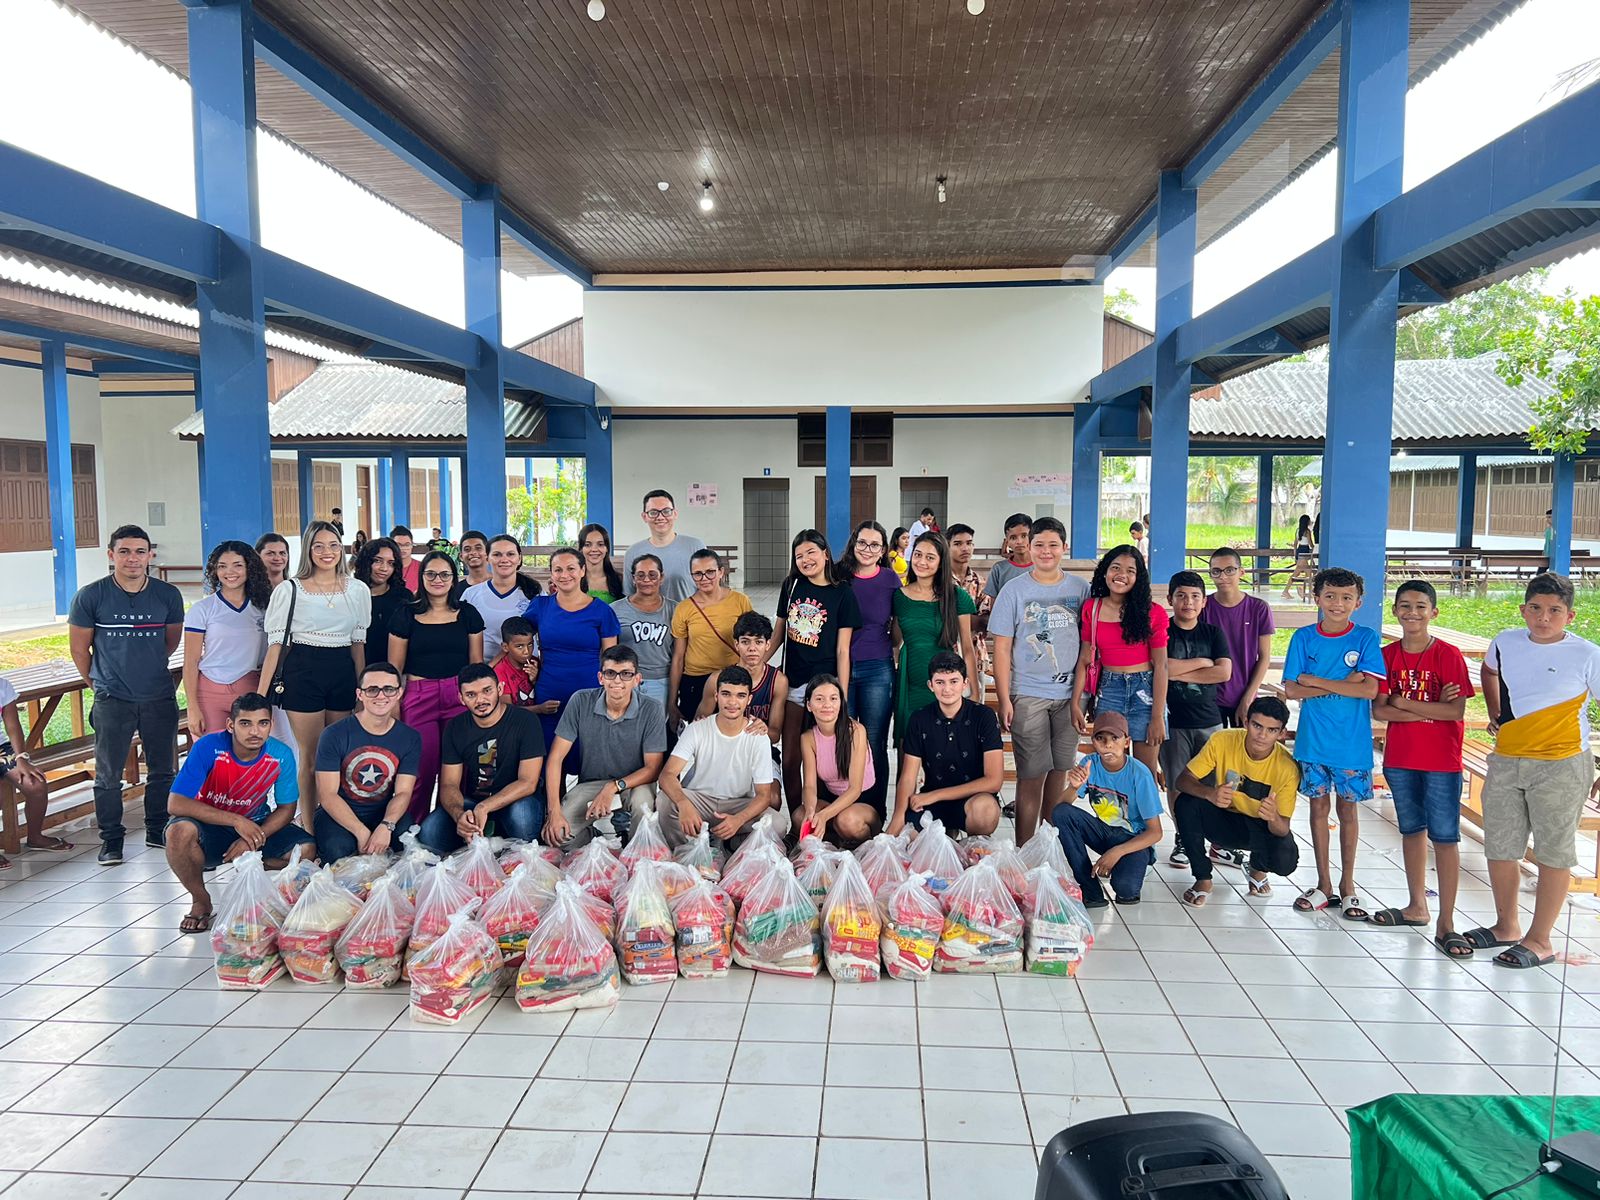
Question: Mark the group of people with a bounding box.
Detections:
[39,495,1598,976]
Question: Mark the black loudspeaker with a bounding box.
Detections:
[1035,1110,1292,1199]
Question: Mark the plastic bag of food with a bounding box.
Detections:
[1019,824,1082,900]
[495,842,563,895]
[386,831,439,903]
[516,879,621,1012]
[722,841,785,906]
[328,852,392,901]
[620,808,672,869]
[406,861,479,976]
[790,833,837,874]
[336,875,415,988]
[856,832,910,899]
[878,872,945,982]
[671,880,732,979]
[673,825,725,881]
[654,860,699,903]
[573,880,616,939]
[273,843,318,907]
[821,854,880,983]
[482,862,555,968]
[1017,864,1094,976]
[498,838,562,872]
[987,838,1032,903]
[408,903,501,1024]
[934,860,1024,974]
[733,851,820,977]
[565,838,629,905]
[450,835,506,902]
[212,851,290,990]
[796,846,841,908]
[962,835,997,865]
[908,819,965,898]
[721,811,781,879]
[614,860,677,985]
[280,866,366,984]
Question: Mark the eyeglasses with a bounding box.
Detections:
[855,539,884,549]
[690,568,719,579]
[1208,566,1240,577]
[422,570,454,582]
[358,685,401,698]
[600,669,639,681]
[644,507,675,519]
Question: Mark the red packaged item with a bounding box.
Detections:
[498,838,562,872]
[671,880,732,979]
[721,811,782,880]
[962,835,997,866]
[406,862,479,977]
[908,819,965,899]
[336,875,415,988]
[212,850,290,990]
[856,832,910,900]
[615,860,678,985]
[273,843,317,907]
[516,879,621,1012]
[722,841,785,906]
[328,852,393,901]
[934,860,1024,974]
[482,861,555,968]
[1018,824,1083,901]
[408,904,502,1025]
[877,871,944,982]
[450,835,506,902]
[790,833,837,874]
[797,846,841,908]
[565,839,629,905]
[620,808,672,870]
[387,831,440,903]
[733,851,820,977]
[280,867,365,984]
[673,825,725,882]
[821,854,880,983]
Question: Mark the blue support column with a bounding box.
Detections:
[1070,404,1101,560]
[586,410,614,531]
[1550,454,1575,575]
[1456,452,1478,547]
[1255,454,1275,585]
[461,189,508,535]
[187,0,273,541]
[1148,169,1197,583]
[1322,0,1409,626]
[296,451,314,534]
[825,405,852,553]
[392,450,412,529]
[376,458,393,533]
[42,340,78,614]
[438,457,453,536]
[194,389,211,543]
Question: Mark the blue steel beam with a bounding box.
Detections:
[1216,331,1301,357]
[1183,2,1342,190]
[1093,204,1155,283]
[1374,79,1600,270]
[392,450,412,529]
[1550,454,1575,575]
[585,409,614,530]
[296,451,315,533]
[1254,454,1275,581]
[1070,403,1102,560]
[1089,345,1153,403]
[825,406,851,554]
[462,189,509,535]
[41,340,78,615]
[1148,169,1198,583]
[501,349,596,407]
[0,318,198,372]
[1556,182,1600,208]
[1177,240,1331,363]
[376,457,393,532]
[1456,452,1478,547]
[438,457,453,536]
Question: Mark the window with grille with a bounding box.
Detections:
[797,414,893,468]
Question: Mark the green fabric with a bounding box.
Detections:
[1350,1093,1600,1200]
[892,588,977,742]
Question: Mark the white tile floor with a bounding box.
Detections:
[0,795,1596,1200]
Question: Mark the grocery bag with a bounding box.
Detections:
[273,842,318,906]
[407,902,501,1024]
[327,852,393,901]
[673,825,725,881]
[212,850,290,990]
[671,880,732,979]
[721,811,781,879]
[933,860,1023,974]
[733,850,820,977]
[619,808,672,869]
[497,837,562,871]
[908,819,964,898]
[481,861,555,968]
[450,834,506,902]
[336,874,415,988]
[856,831,910,899]
[565,838,629,904]
[962,835,997,865]
[496,841,564,893]
[387,831,439,902]
[516,879,621,1012]
[1018,824,1082,900]
[280,866,365,984]
[721,840,785,905]
[796,846,841,908]
[1018,865,1095,976]
[877,871,944,982]
[986,838,1032,903]
[821,854,881,983]
[405,860,479,976]
[614,860,678,985]
[790,833,836,873]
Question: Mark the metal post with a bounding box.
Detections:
[1148,169,1197,583]
[825,405,852,553]
[1322,0,1409,626]
[524,457,534,496]
[438,456,453,536]
[461,188,508,535]
[1455,452,1478,547]
[392,449,412,529]
[1550,453,1576,575]
[42,340,78,614]
[1070,403,1101,560]
[586,409,614,531]
[1255,453,1275,586]
[194,388,210,545]
[187,0,273,541]
[296,451,315,534]
[376,457,393,533]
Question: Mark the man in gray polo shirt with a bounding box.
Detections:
[542,645,668,849]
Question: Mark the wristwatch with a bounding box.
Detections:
[612,778,628,794]
[381,819,398,833]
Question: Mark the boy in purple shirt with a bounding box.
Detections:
[1203,547,1276,728]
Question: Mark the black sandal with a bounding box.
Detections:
[1494,944,1554,970]
[179,910,214,935]
[1433,931,1474,958]
[1461,926,1516,950]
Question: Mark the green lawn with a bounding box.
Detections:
[0,630,190,748]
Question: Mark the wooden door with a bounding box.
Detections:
[813,474,877,533]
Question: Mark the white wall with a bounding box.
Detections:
[585,284,1101,412]
[101,393,203,571]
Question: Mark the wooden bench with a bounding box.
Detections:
[155,564,206,585]
[1380,624,1492,661]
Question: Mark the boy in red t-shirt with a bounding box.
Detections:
[491,616,541,709]
[1372,580,1474,957]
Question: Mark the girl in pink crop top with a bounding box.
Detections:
[1071,546,1170,774]
[799,675,881,847]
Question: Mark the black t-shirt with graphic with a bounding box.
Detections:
[441,704,545,803]
[776,578,861,690]
[1166,620,1231,729]
[314,715,423,813]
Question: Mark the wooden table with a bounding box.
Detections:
[1380,623,1492,660]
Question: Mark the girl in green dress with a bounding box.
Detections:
[891,531,980,744]
[578,523,624,603]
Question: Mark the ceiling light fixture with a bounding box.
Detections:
[657,180,670,192]
[967,0,985,14]
[936,175,948,204]
[699,181,715,213]
[586,0,605,20]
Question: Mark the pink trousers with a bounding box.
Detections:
[401,675,466,824]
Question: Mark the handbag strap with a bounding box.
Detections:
[281,580,299,654]
[691,593,739,654]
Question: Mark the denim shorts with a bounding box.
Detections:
[1094,669,1154,741]
[167,815,314,868]
[1383,766,1462,843]
[1300,762,1374,803]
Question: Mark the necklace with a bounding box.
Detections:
[113,573,149,597]
[1394,637,1433,694]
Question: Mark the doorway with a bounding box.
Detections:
[356,465,373,538]
[900,477,949,531]
[743,478,791,586]
[813,474,878,535]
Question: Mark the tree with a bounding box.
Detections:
[505,460,587,544]
[1497,292,1600,455]
[1104,286,1140,322]
[1395,268,1551,360]
[1188,456,1253,522]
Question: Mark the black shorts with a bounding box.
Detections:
[916,797,973,833]
[276,644,357,713]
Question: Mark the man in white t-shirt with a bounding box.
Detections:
[657,665,785,847]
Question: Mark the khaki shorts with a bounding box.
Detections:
[1010,695,1078,779]
[1481,751,1592,869]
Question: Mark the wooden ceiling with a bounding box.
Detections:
[68,0,1513,276]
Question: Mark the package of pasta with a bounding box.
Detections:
[328,852,393,901]
[986,838,1032,903]
[1018,865,1094,976]
[856,832,909,900]
[673,825,726,882]
[877,872,944,982]
[279,867,366,984]
[934,860,1023,974]
[449,835,506,902]
[796,846,841,908]
[498,838,562,872]
[614,860,677,985]
[386,831,439,903]
[405,861,479,977]
[212,851,290,990]
[482,862,554,969]
[336,875,415,988]
[821,854,881,983]
[1018,824,1082,900]
[516,879,621,1012]
[733,852,820,977]
[721,841,785,906]
[671,880,732,979]
[565,838,629,905]
[908,819,965,899]
[721,811,781,880]
[619,808,672,870]
[273,843,318,907]
[408,903,501,1025]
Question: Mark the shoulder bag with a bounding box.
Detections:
[267,581,298,707]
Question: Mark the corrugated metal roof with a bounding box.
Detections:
[1387,452,1549,472]
[173,361,544,441]
[1192,354,1577,441]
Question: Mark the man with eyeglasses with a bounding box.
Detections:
[311,661,422,861]
[542,646,668,849]
[1203,547,1276,729]
[623,488,709,604]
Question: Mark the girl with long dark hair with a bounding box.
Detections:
[667,548,751,730]
[892,531,979,742]
[182,541,272,741]
[577,523,624,603]
[1071,544,1169,777]
[523,546,621,749]
[888,527,911,583]
[1283,513,1316,600]
[839,519,895,808]
[799,674,879,846]
[461,534,542,663]
[352,536,411,668]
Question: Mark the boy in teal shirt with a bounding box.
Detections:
[1053,710,1164,906]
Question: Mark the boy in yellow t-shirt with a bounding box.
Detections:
[1173,696,1301,907]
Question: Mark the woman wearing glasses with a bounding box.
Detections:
[839,520,897,807]
[523,546,621,751]
[310,661,421,861]
[611,553,676,711]
[387,551,485,821]
[668,547,753,732]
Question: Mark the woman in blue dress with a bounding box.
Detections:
[523,546,621,752]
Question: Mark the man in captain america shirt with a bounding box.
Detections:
[312,661,422,862]
[165,691,314,933]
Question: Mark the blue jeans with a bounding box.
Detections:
[416,793,545,856]
[849,657,894,809]
[1094,670,1154,741]
[1052,803,1155,903]
[92,693,179,843]
[1385,767,1462,843]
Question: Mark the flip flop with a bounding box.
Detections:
[1461,926,1517,950]
[1494,944,1555,970]
[1182,886,1210,908]
[1246,874,1272,898]
[179,910,214,935]
[1433,931,1474,958]
[25,837,73,853]
[1294,886,1337,913]
[1368,908,1428,928]
[1340,894,1371,922]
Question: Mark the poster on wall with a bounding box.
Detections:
[1008,472,1070,501]
[686,482,719,508]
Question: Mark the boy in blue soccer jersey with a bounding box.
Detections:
[1284,568,1387,918]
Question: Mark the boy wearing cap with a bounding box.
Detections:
[1053,710,1165,907]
